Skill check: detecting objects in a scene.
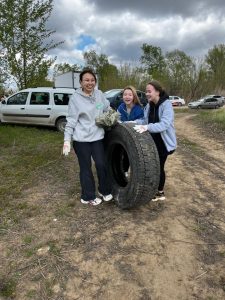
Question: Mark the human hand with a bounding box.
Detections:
[62,141,71,156]
[133,125,148,133]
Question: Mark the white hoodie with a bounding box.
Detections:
[64,88,110,142]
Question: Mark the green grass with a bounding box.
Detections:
[174,107,190,113]
[196,109,225,130]
[0,124,63,208]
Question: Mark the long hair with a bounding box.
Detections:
[147,80,169,100]
[123,86,142,105]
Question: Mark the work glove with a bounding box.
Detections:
[133,125,148,133]
[62,141,71,156]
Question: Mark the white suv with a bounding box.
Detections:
[169,96,185,106]
[0,87,75,131]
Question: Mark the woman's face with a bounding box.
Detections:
[146,84,160,102]
[123,89,134,106]
[80,73,96,94]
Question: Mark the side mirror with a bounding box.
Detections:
[1,100,6,104]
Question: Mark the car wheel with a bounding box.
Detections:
[56,117,67,132]
[178,102,182,106]
[104,123,160,209]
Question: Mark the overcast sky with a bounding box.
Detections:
[47,0,225,66]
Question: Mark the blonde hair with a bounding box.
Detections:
[123,86,142,106]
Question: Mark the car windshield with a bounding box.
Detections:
[104,89,122,97]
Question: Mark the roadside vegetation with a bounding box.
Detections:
[0,125,63,207]
[197,109,225,130]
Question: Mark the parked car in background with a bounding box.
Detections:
[188,97,224,109]
[169,96,185,106]
[0,87,75,131]
[204,95,225,104]
[104,89,147,110]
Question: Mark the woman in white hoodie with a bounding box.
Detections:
[62,69,113,206]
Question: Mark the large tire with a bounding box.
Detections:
[105,123,160,209]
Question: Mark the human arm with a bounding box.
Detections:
[62,94,79,155]
[134,101,174,133]
[147,101,174,133]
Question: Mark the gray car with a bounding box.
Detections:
[188,97,224,109]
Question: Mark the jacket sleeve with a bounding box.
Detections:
[136,104,149,124]
[100,91,111,112]
[64,94,79,141]
[147,101,174,133]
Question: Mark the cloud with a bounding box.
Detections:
[47,0,225,66]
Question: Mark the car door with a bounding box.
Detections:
[0,92,29,123]
[25,91,52,125]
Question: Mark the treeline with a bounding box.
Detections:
[54,44,225,101]
[1,1,225,101]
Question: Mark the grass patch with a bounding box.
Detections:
[178,137,202,152]
[196,109,225,130]
[0,125,63,208]
[174,107,190,113]
[0,277,17,298]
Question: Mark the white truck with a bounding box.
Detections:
[54,71,98,89]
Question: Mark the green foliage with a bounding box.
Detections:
[83,50,119,90]
[197,109,225,130]
[140,43,166,79]
[205,44,225,90]
[165,49,194,96]
[0,0,63,89]
[53,62,81,79]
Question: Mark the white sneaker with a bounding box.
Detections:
[98,192,113,202]
[80,198,102,206]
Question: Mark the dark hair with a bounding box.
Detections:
[147,80,169,100]
[79,69,97,82]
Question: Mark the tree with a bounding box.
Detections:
[53,63,81,80]
[0,47,9,88]
[83,50,118,90]
[165,49,194,96]
[205,44,225,90]
[140,43,166,79]
[0,0,62,89]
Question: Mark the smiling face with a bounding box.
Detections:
[146,84,160,103]
[80,72,96,95]
[123,89,134,106]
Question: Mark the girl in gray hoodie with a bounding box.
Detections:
[62,69,113,205]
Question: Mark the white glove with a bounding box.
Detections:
[63,141,71,156]
[133,125,148,133]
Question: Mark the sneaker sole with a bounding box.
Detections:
[152,197,166,202]
[80,199,102,205]
[98,193,113,202]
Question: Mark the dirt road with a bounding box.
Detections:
[1,113,225,300]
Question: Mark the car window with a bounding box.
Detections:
[205,98,216,103]
[30,92,50,105]
[174,96,179,100]
[105,90,122,98]
[7,92,29,105]
[54,93,72,105]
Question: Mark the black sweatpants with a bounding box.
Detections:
[73,140,112,201]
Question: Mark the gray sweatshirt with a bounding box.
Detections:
[64,88,110,142]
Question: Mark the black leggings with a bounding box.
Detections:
[158,153,168,191]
